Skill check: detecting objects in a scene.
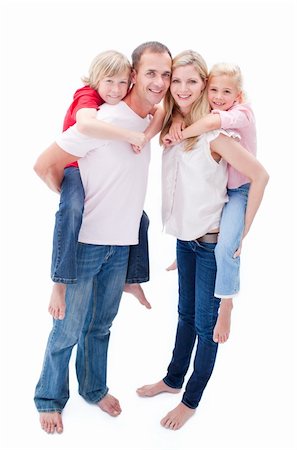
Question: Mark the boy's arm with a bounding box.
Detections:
[76,108,146,148]
[34,142,80,193]
[182,113,222,139]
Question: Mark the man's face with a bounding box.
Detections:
[132,51,172,107]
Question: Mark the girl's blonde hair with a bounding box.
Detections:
[160,50,210,152]
[81,50,132,90]
[208,62,246,103]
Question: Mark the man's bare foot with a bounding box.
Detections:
[98,393,122,417]
[137,380,181,397]
[39,412,63,434]
[123,283,151,309]
[166,259,177,271]
[213,298,233,343]
[48,283,66,320]
[161,402,195,430]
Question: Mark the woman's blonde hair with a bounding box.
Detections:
[160,50,210,152]
[81,50,132,90]
[208,62,246,103]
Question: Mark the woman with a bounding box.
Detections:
[137,50,269,430]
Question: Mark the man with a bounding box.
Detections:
[33,42,172,434]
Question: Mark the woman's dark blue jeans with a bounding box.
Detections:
[163,239,220,409]
[51,166,149,284]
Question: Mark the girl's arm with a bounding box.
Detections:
[34,142,81,193]
[76,108,147,149]
[210,133,269,238]
[182,113,221,139]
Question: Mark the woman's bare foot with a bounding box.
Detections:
[98,393,122,417]
[137,380,181,397]
[166,259,177,271]
[123,283,151,309]
[48,283,66,320]
[213,298,233,343]
[161,402,195,430]
[39,411,63,434]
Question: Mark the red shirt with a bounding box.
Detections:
[63,86,103,168]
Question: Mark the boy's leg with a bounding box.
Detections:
[49,166,85,319]
[124,211,151,308]
[76,245,129,415]
[213,184,249,343]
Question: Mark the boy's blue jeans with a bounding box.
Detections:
[34,243,129,412]
[163,239,220,409]
[214,183,250,298]
[51,167,149,284]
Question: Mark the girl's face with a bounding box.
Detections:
[170,64,205,115]
[207,75,241,111]
[97,69,131,105]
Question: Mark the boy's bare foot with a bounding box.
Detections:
[161,402,195,430]
[137,380,181,397]
[98,393,122,417]
[123,283,151,309]
[48,283,66,320]
[39,411,63,434]
[166,259,177,271]
[213,298,233,343]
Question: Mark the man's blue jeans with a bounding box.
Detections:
[214,183,250,297]
[51,166,149,284]
[34,242,129,412]
[163,239,220,409]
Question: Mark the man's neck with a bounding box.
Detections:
[124,92,152,118]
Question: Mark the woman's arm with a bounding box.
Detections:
[33,142,80,193]
[143,103,165,142]
[210,133,269,238]
[76,108,146,148]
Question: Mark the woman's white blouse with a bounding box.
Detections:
[162,129,229,241]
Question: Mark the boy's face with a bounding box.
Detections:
[98,69,131,105]
[207,75,241,111]
[131,51,172,108]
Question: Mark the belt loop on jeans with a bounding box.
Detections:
[194,232,219,244]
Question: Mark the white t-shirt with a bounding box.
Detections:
[162,130,229,241]
[56,101,151,245]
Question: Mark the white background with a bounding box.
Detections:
[0,0,296,449]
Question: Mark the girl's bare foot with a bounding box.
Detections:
[123,283,151,309]
[213,298,233,343]
[39,411,63,434]
[137,380,181,397]
[161,402,195,430]
[48,283,66,320]
[98,393,122,416]
[166,259,177,271]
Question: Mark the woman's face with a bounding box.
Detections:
[170,64,205,115]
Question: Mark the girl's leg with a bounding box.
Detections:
[49,167,85,319]
[124,211,151,309]
[213,184,249,342]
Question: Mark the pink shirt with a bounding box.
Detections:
[212,103,257,189]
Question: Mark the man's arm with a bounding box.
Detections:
[33,142,80,193]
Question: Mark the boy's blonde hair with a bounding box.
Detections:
[160,50,210,152]
[81,50,132,90]
[208,62,246,103]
